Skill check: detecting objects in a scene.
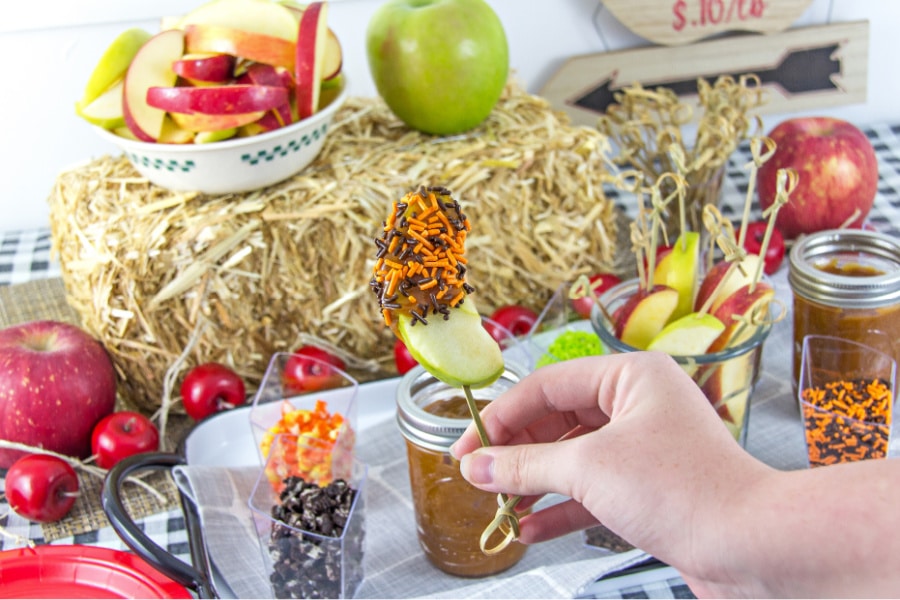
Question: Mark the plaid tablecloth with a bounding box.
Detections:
[2,122,900,598]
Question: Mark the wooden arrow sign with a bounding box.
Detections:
[540,21,868,128]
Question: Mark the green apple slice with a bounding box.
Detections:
[396,297,504,389]
[647,312,726,376]
[78,28,152,109]
[76,79,125,130]
[653,231,700,320]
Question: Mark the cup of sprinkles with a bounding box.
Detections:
[799,335,898,468]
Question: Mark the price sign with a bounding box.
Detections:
[539,21,869,127]
[603,0,814,45]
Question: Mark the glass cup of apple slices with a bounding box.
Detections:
[591,276,776,446]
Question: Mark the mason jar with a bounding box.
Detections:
[788,229,900,391]
[395,364,528,577]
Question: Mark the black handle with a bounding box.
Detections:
[101,452,218,599]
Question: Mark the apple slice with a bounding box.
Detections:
[76,79,125,129]
[147,84,288,115]
[184,24,296,70]
[195,128,238,143]
[122,29,185,142]
[295,1,329,120]
[172,53,236,84]
[397,296,504,389]
[170,110,266,133]
[158,116,196,144]
[647,312,726,356]
[239,63,294,127]
[78,28,152,108]
[653,231,700,321]
[178,0,299,41]
[708,282,775,351]
[694,253,764,315]
[612,285,679,350]
[322,29,343,81]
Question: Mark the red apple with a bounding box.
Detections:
[487,305,538,339]
[295,2,328,120]
[146,84,288,115]
[694,254,764,314]
[739,220,785,275]
[172,52,236,83]
[0,321,117,468]
[5,454,79,523]
[571,273,622,319]
[180,362,246,421]
[122,29,185,142]
[91,411,160,469]
[184,24,296,70]
[393,338,418,375]
[757,117,879,239]
[283,345,347,392]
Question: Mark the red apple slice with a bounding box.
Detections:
[694,253,764,315]
[172,53,236,83]
[170,110,266,133]
[708,282,775,350]
[123,29,185,142]
[184,24,296,69]
[239,63,294,127]
[612,285,680,350]
[147,84,288,115]
[295,2,329,120]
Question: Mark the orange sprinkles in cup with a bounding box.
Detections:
[801,377,893,467]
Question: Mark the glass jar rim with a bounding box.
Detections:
[788,229,900,308]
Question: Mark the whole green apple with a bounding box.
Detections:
[366,0,509,135]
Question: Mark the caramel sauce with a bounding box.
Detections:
[814,258,885,277]
[405,395,527,577]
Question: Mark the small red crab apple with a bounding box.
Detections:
[571,273,623,319]
[181,362,247,421]
[91,411,160,469]
[739,220,786,275]
[283,346,348,392]
[5,454,79,523]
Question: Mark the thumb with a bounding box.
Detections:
[458,440,578,499]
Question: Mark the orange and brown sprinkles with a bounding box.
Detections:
[801,377,893,467]
[370,186,473,329]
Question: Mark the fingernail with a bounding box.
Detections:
[459,451,494,485]
[449,441,460,461]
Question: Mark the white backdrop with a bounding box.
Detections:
[1,0,897,232]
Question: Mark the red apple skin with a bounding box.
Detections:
[172,53,236,83]
[283,345,347,392]
[757,117,878,240]
[5,454,79,523]
[91,411,160,469]
[0,321,117,468]
[146,84,288,115]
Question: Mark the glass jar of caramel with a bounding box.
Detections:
[788,229,900,391]
[395,364,528,577]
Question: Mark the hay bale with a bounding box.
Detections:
[49,82,624,413]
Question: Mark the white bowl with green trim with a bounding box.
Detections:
[92,78,348,195]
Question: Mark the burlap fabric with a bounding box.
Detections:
[0,277,185,540]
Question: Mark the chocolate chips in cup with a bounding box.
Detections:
[249,435,367,599]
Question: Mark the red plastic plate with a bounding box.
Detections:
[0,545,192,599]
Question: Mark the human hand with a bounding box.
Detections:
[450,352,770,595]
